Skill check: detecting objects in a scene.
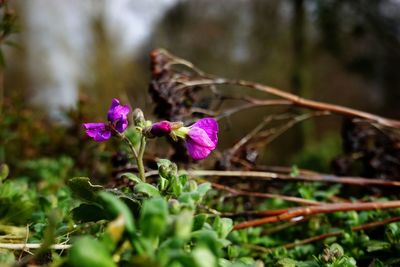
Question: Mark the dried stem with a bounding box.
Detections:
[233,200,400,230]
[184,170,400,187]
[177,78,400,129]
[278,216,400,251]
[158,49,400,129]
[210,181,320,206]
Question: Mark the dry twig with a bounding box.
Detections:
[210,181,320,206]
[234,200,400,230]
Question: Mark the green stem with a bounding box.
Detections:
[112,125,146,182]
[137,135,146,182]
[121,135,138,160]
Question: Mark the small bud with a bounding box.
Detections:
[159,165,169,178]
[187,180,197,192]
[150,121,172,137]
[168,199,181,214]
[132,108,145,126]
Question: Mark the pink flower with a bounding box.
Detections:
[83,98,131,142]
[186,118,218,160]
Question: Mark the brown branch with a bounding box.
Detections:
[177,78,400,129]
[210,182,321,206]
[280,216,400,251]
[186,170,400,187]
[156,49,400,128]
[233,200,400,230]
[215,100,291,121]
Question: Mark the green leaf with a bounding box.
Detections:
[277,258,298,267]
[68,236,116,267]
[216,218,233,239]
[68,177,103,203]
[290,165,300,177]
[99,192,135,236]
[197,183,211,198]
[157,159,173,169]
[171,176,183,196]
[174,210,194,240]
[191,230,221,256]
[72,203,107,222]
[366,240,391,252]
[134,183,161,197]
[193,214,208,231]
[192,246,217,267]
[140,197,168,239]
[0,164,9,183]
[119,172,143,184]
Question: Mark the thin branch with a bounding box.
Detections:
[183,170,400,187]
[176,78,400,129]
[233,200,400,230]
[210,181,321,206]
[279,216,400,251]
[215,100,292,121]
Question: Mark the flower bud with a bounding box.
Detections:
[158,165,169,178]
[168,199,181,214]
[187,180,197,192]
[132,108,145,126]
[150,121,172,137]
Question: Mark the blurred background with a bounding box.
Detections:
[2,0,400,173]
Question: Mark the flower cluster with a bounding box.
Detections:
[83,98,218,160]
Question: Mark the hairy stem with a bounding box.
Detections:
[137,135,147,182]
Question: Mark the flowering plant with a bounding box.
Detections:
[82,98,218,180]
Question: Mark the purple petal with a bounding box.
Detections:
[115,118,129,133]
[188,127,216,149]
[82,123,111,142]
[186,140,213,160]
[108,104,131,123]
[106,98,131,133]
[191,118,218,146]
[109,98,120,109]
[150,121,172,137]
[186,127,216,160]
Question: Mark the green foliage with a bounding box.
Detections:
[64,160,234,267]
